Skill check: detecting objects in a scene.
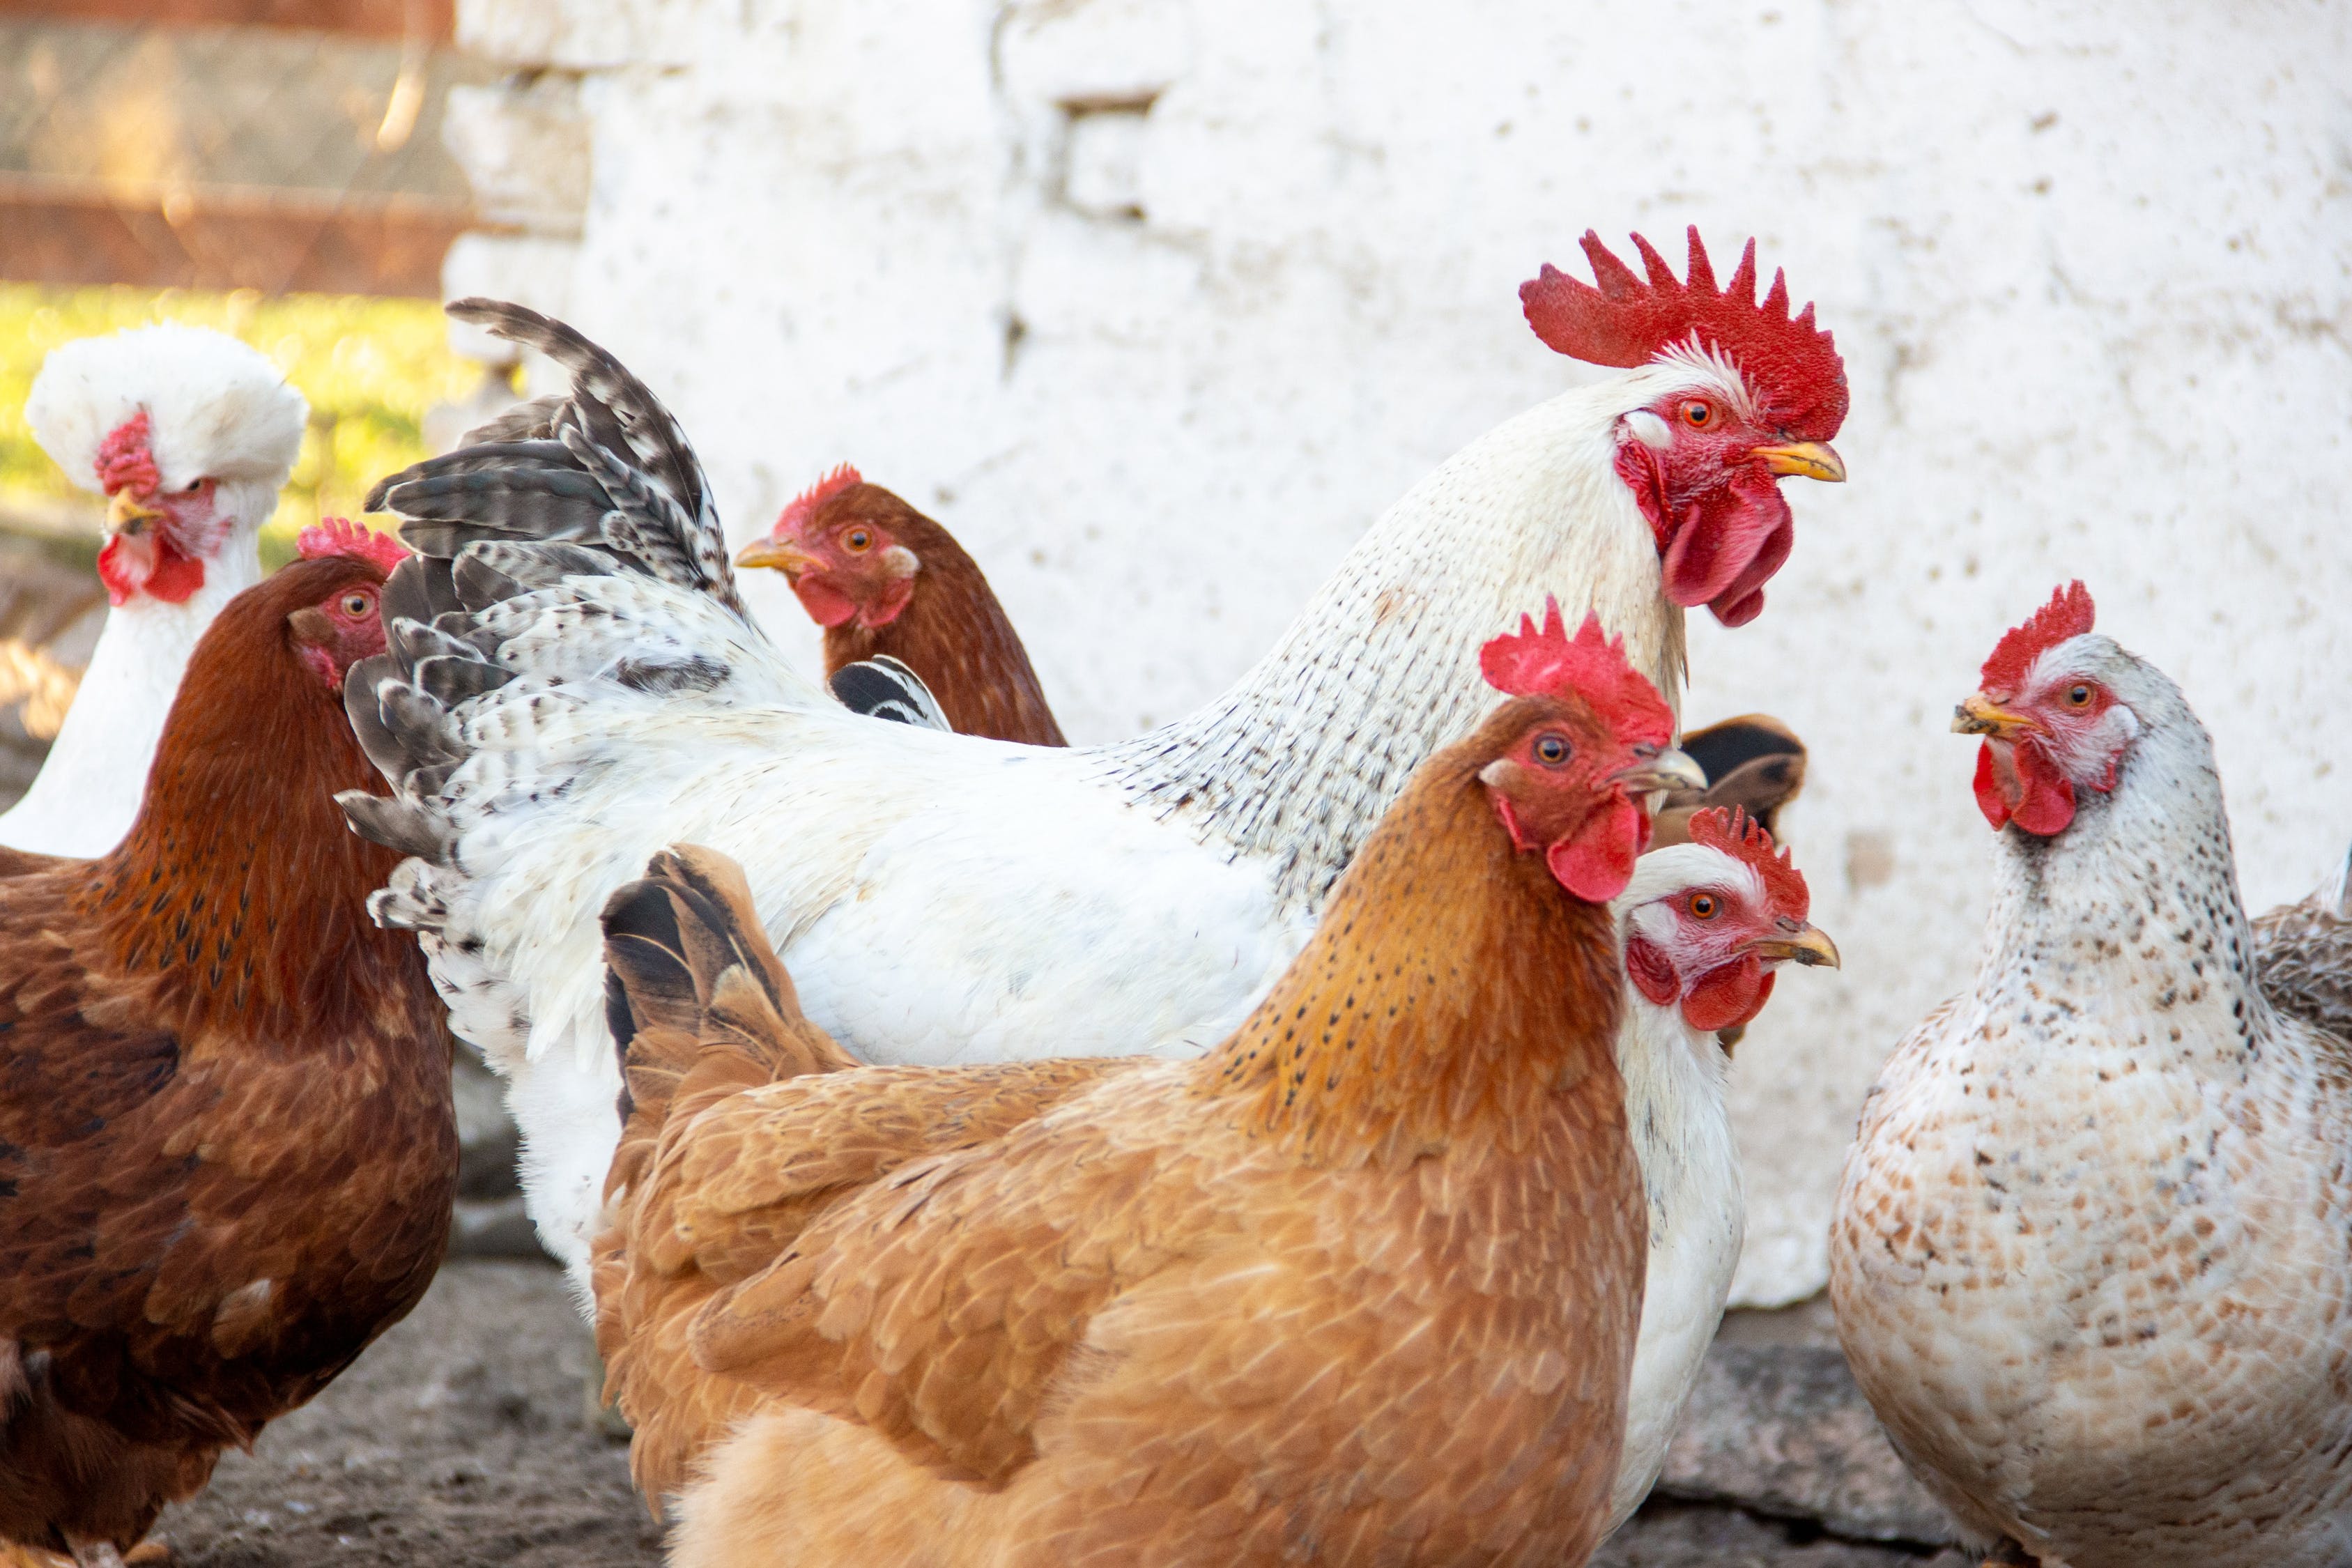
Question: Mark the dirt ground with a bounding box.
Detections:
[157,1259,1958,1568]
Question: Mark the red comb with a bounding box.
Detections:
[298,516,408,574]
[1521,227,1847,440]
[95,412,160,498]
[1479,598,1674,746]
[776,462,865,537]
[1980,581,2096,695]
[1689,807,1808,920]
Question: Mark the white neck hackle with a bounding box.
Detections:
[1098,362,1733,915]
[0,476,273,858]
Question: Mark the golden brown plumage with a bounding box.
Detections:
[594,668,1669,1567]
[0,549,455,1562]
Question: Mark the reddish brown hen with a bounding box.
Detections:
[735,464,1067,746]
[591,606,1687,1567]
[0,521,454,1568]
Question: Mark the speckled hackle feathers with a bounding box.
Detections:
[1687,807,1807,919]
[298,516,408,573]
[776,463,863,535]
[1479,597,1673,746]
[1521,228,1847,441]
[1979,578,2096,694]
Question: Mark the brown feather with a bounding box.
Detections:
[594,697,1647,1565]
[0,555,456,1558]
[815,486,1068,748]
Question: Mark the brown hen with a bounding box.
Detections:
[735,465,1068,746]
[0,525,454,1567]
[590,608,1688,1567]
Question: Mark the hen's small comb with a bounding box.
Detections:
[1689,806,1809,920]
[775,462,865,537]
[95,411,160,498]
[298,516,409,574]
[1479,598,1674,745]
[1980,581,2096,694]
[1520,226,1847,441]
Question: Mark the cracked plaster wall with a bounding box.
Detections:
[441,0,2352,1305]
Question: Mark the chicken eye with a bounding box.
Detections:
[1681,400,1713,428]
[341,592,374,617]
[1689,893,1719,920]
[184,477,204,492]
[844,529,873,553]
[2065,684,2093,707]
[1532,733,1571,767]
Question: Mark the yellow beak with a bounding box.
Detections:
[1747,922,1841,969]
[1951,693,2040,740]
[736,537,820,576]
[107,489,162,533]
[1751,440,1847,483]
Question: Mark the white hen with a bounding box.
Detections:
[343,229,1850,1283]
[5,326,306,856]
[1831,583,2352,1567]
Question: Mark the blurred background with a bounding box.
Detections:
[2,0,2347,1315]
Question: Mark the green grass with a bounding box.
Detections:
[0,284,484,564]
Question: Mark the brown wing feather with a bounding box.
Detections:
[2255,846,2352,1048]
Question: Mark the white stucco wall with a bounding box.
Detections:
[445,0,2352,1304]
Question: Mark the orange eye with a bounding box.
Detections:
[1682,400,1713,428]
[1689,893,1719,919]
[1532,733,1571,767]
[341,592,374,617]
[2065,684,2093,707]
[844,529,873,553]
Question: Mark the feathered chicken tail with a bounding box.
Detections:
[1651,713,1808,849]
[598,845,857,1204]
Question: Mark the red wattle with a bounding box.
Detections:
[859,576,915,629]
[1973,739,2077,836]
[1546,797,1646,902]
[95,534,205,606]
[144,540,205,605]
[1683,960,1771,1032]
[790,576,859,629]
[96,536,137,607]
[1660,470,1793,622]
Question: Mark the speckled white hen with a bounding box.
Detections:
[341,229,1850,1286]
[1604,809,1837,1536]
[1829,583,2352,1568]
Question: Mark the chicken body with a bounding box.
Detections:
[4,327,305,858]
[0,552,454,1560]
[347,258,1844,1283]
[1830,615,2352,1566]
[596,688,1659,1567]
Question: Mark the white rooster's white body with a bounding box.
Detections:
[344,286,1845,1288]
[1831,635,2352,1567]
[5,326,302,856]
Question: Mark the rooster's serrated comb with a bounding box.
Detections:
[298,516,409,574]
[1520,226,1847,441]
[1980,581,2096,695]
[1689,806,1809,921]
[1479,598,1674,745]
[95,410,160,498]
[776,462,865,537]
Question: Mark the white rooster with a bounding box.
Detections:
[1830,583,2352,1567]
[5,326,307,856]
[343,228,1850,1281]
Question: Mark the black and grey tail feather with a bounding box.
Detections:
[829,656,952,732]
[341,299,760,867]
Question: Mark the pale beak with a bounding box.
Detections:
[1747,921,1841,969]
[1951,693,2040,740]
[1751,440,1846,483]
[735,537,820,576]
[107,489,162,534]
[1613,746,1707,795]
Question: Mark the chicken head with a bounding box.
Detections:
[1953,581,2143,837]
[1621,806,1838,1033]
[737,462,918,629]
